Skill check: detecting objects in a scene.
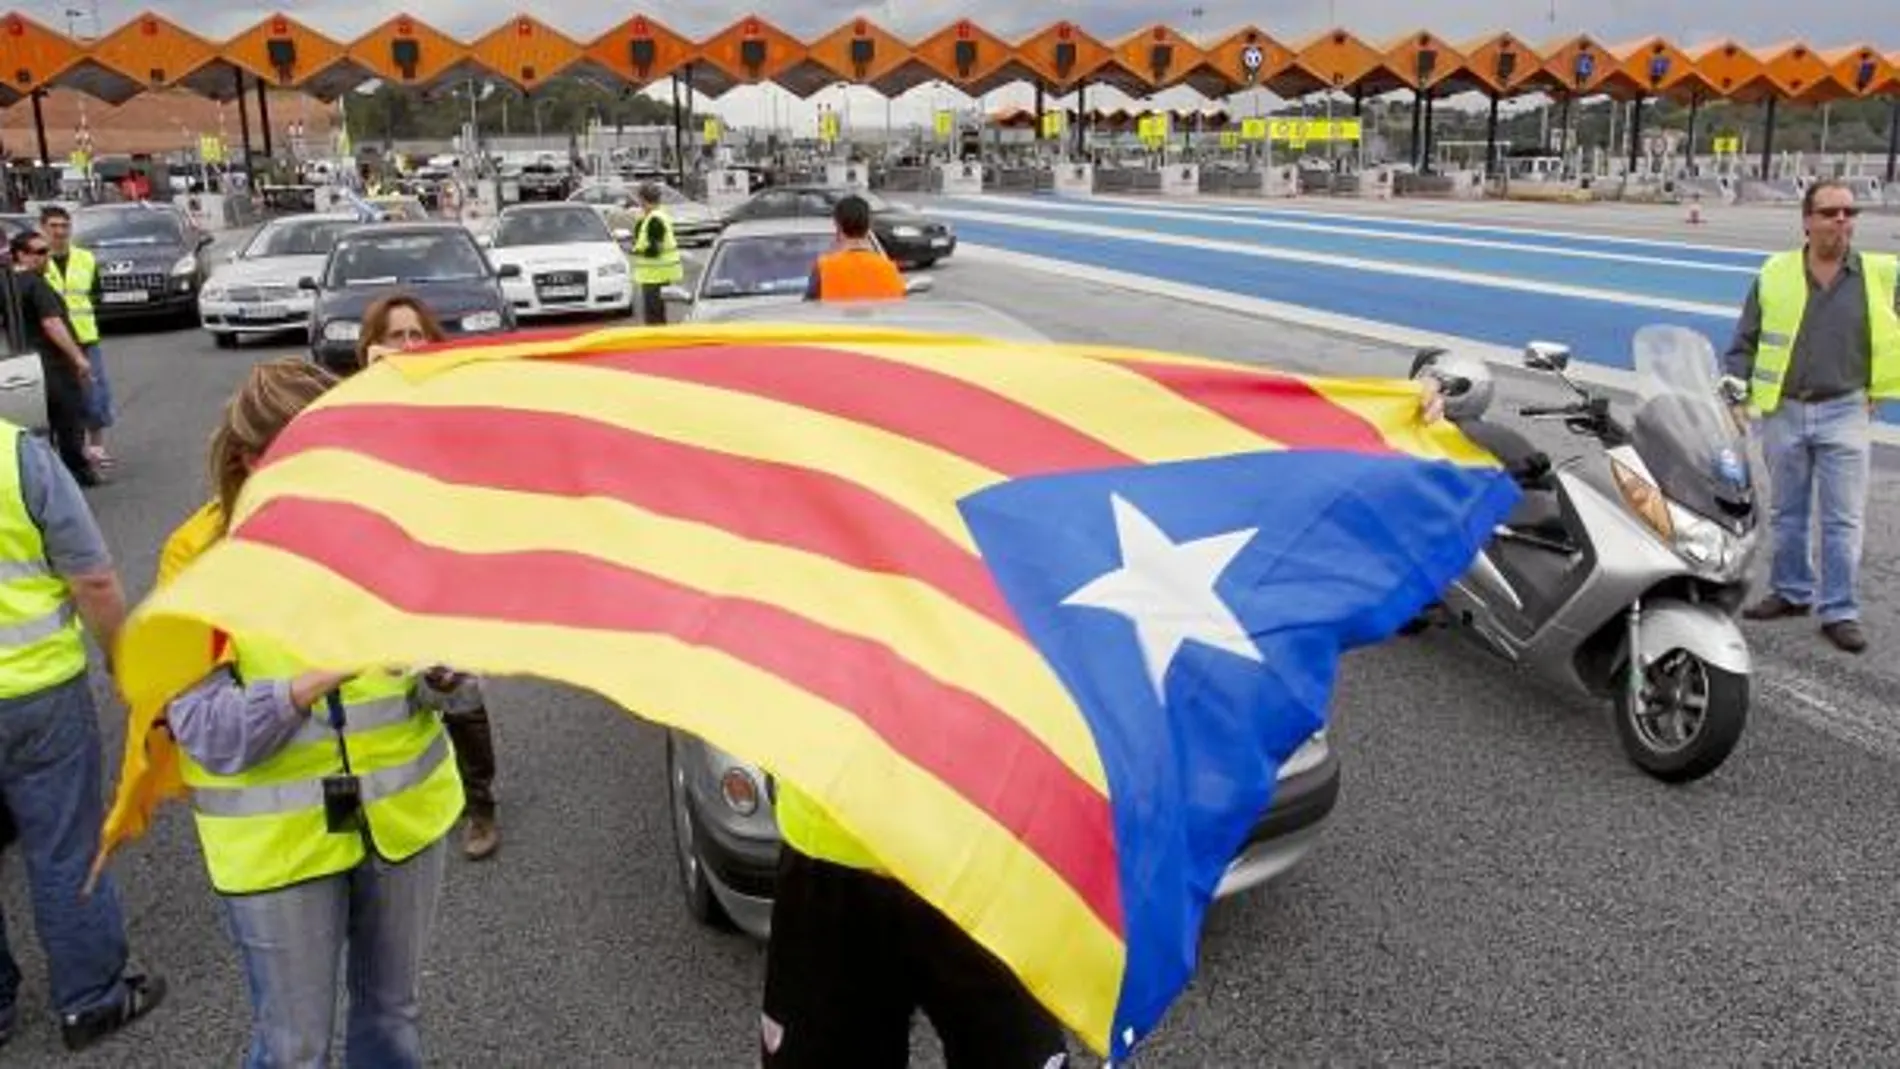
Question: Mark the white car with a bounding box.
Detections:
[664,218,930,323]
[570,180,723,247]
[200,212,358,347]
[480,203,634,320]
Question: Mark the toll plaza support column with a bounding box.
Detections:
[1759,96,1778,181]
[1684,94,1702,174]
[1422,93,1436,173]
[256,79,275,159]
[31,90,50,166]
[1484,92,1500,178]
[1409,90,1423,169]
[235,69,255,188]
[1885,100,1898,184]
[670,74,684,188]
[1075,82,1089,158]
[1627,95,1646,175]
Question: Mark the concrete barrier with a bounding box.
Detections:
[1356,167,1395,201]
[1260,165,1299,197]
[184,192,227,230]
[938,162,984,197]
[705,168,752,212]
[1053,163,1094,197]
[1160,164,1200,197]
[825,162,868,191]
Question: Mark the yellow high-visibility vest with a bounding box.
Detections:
[1750,249,1900,412]
[0,421,88,700]
[43,246,99,346]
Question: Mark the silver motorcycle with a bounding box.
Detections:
[1412,324,1760,783]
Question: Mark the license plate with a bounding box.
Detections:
[102,290,148,304]
[541,285,585,299]
[931,237,951,247]
[240,304,286,320]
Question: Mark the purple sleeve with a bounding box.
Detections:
[166,669,311,776]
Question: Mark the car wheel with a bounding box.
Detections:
[212,332,237,349]
[667,734,736,931]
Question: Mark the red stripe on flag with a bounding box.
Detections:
[268,405,1022,633]
[1116,360,1394,454]
[590,347,1135,477]
[235,496,1125,935]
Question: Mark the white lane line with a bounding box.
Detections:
[955,241,1900,449]
[1088,193,1783,259]
[953,196,1761,277]
[1757,669,1900,763]
[939,208,1740,319]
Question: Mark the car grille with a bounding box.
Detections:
[225,284,299,303]
[101,272,167,293]
[533,271,588,303]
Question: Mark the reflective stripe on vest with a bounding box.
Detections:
[815,249,906,303]
[43,247,99,345]
[1751,249,1900,413]
[632,209,683,285]
[178,638,463,895]
[0,422,87,701]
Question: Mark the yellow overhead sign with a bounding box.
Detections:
[1241,118,1268,141]
[1219,131,1240,149]
[1040,111,1065,139]
[819,111,840,142]
[199,135,224,163]
[1137,114,1170,145]
[1266,119,1361,143]
[1712,135,1741,154]
[934,110,954,139]
[703,117,722,143]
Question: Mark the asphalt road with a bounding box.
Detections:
[3,216,1899,1066]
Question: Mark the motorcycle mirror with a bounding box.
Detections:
[1523,341,1571,372]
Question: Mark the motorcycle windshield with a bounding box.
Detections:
[1630,325,1754,525]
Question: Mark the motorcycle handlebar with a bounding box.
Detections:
[1517,403,1577,418]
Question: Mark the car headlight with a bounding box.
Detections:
[321,320,360,342]
[596,260,627,277]
[891,225,922,238]
[460,311,503,332]
[199,286,225,302]
[171,253,197,275]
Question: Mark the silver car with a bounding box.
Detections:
[569,180,723,247]
[200,213,358,347]
[666,299,1341,939]
[661,218,931,324]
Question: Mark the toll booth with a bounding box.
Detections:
[705,168,753,213]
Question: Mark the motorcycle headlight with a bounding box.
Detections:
[171,253,197,276]
[596,260,627,277]
[1668,503,1751,579]
[321,319,360,342]
[460,311,503,332]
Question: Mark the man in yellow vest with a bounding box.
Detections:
[37,206,115,471]
[631,183,683,327]
[0,416,165,1050]
[1724,179,1899,654]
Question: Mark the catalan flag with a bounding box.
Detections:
[112,323,1517,1058]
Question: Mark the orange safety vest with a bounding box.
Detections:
[815,249,906,303]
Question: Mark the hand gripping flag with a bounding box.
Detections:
[112,323,1518,1059]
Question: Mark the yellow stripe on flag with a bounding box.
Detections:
[253,449,1110,793]
[122,542,1127,1050]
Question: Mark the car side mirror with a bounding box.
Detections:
[1523,341,1571,372]
[297,276,318,291]
[496,263,522,279]
[660,284,691,304]
[904,274,934,296]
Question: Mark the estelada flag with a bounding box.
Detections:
[112,323,1517,1059]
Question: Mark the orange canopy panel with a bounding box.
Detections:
[579,14,696,89]
[1686,40,1769,99]
[1270,29,1384,98]
[1090,24,1206,95]
[220,14,363,101]
[689,15,807,98]
[784,18,910,98]
[1601,37,1699,100]
[1752,41,1836,103]
[0,13,83,105]
[50,11,223,105]
[1361,31,1472,98]
[1012,21,1115,94]
[1820,46,1893,98]
[345,15,479,92]
[467,15,583,92]
[1185,27,1291,98]
[905,19,1018,94]
[1455,33,1544,98]
[1533,34,1620,98]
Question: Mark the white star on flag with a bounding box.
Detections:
[1061,494,1264,702]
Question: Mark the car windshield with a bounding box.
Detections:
[493,208,611,247]
[325,231,488,287]
[245,218,355,258]
[702,234,835,299]
[74,208,186,247]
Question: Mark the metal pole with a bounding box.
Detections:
[670,75,684,187]
[256,78,274,159]
[1886,99,1899,184]
[1626,95,1644,175]
[1484,93,1500,178]
[1409,91,1423,169]
[31,90,51,165]
[1423,93,1435,173]
[234,69,255,186]
[1684,95,1700,174]
[1759,96,1777,180]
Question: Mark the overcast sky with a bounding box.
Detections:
[20,0,1894,129]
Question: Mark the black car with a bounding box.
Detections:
[71,203,215,327]
[303,223,519,374]
[720,186,956,268]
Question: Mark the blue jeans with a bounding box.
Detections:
[223,837,447,1069]
[1761,392,1872,624]
[82,343,113,431]
[0,672,133,1025]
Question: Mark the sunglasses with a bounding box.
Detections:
[1812,206,1860,220]
[20,246,48,256]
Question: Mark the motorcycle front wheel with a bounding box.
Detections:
[1612,648,1749,784]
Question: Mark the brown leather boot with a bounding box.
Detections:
[463,813,499,861]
